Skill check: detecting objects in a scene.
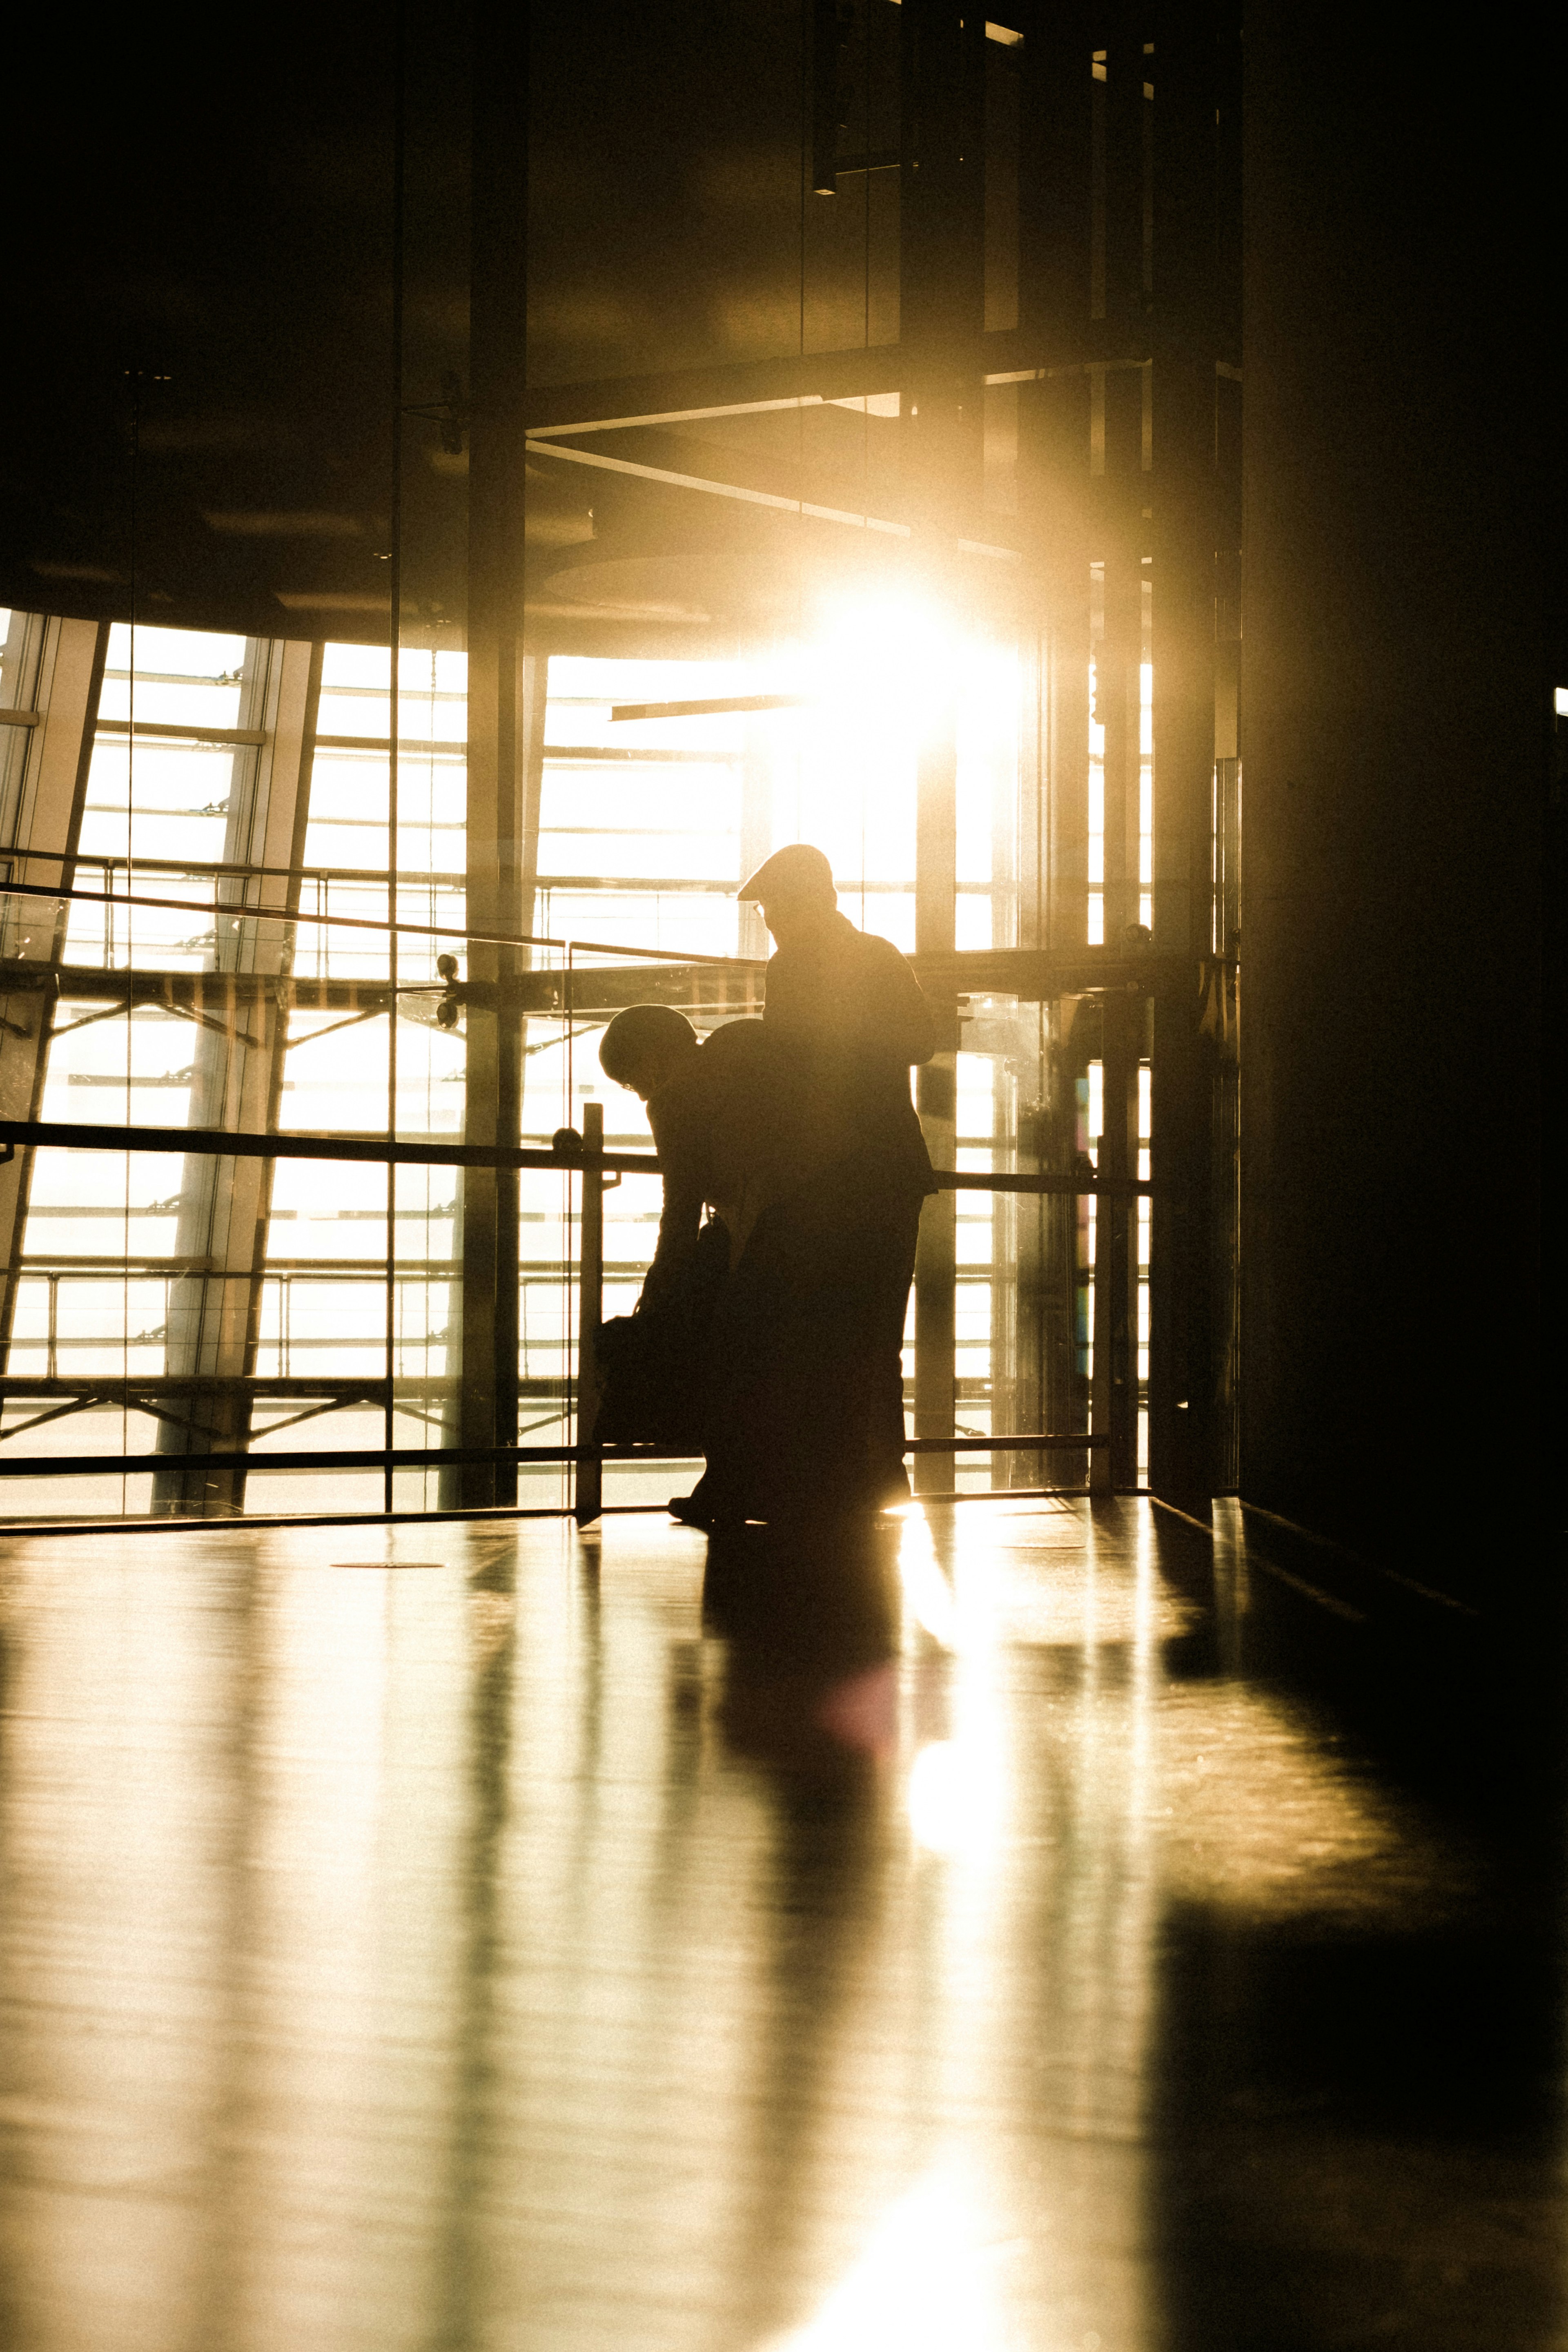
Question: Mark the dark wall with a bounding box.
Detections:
[1240,11,1557,1590]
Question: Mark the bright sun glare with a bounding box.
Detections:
[771,2164,1005,2352]
[782,586,1017,891]
[806,587,958,742]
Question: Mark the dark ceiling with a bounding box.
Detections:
[2,0,940,651]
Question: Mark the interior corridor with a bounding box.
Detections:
[0,1500,1558,2352]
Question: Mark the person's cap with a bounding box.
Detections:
[599,1003,698,1084]
[736,842,836,906]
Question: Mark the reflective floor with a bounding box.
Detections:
[0,1499,1560,2351]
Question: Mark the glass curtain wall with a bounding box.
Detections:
[0,620,496,1515]
[0,594,1051,1520]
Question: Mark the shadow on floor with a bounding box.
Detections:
[1139,1500,1568,2352]
[702,1516,903,1778]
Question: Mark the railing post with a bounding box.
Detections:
[1097,994,1141,1490]
[573,1100,604,1525]
[1088,1180,1113,1496]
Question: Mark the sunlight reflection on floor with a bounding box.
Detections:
[0,1502,1517,2352]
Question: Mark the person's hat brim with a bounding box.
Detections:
[736,843,835,902]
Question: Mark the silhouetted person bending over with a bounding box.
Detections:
[598,1006,814,1521]
[599,1006,803,1311]
[737,842,938,1514]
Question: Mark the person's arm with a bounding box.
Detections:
[639,1084,708,1313]
[758,942,804,1039]
[856,936,938,1067]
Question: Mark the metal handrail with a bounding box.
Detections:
[0,1114,1114,1513]
[0,1119,1156,1197]
[0,1434,1105,1480]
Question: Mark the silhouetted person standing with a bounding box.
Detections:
[737,843,938,1514]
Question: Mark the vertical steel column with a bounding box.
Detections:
[1096,536,1143,1494]
[1087,1101,1113,1496]
[572,1099,603,1525]
[453,0,530,1510]
[1103,7,1145,350]
[1018,0,1093,368]
[988,650,1022,1483]
[1029,397,1096,1478]
[737,719,773,964]
[1093,989,1142,1489]
[1209,20,1245,1496]
[516,650,546,953]
[1099,549,1142,945]
[0,616,109,1366]
[1006,628,1047,1484]
[1147,0,1223,1517]
[901,0,985,1492]
[1078,18,1149,1496]
[1211,539,1243,1487]
[1018,4,1094,1481]
[1049,571,1096,1480]
[152,637,320,1514]
[913,672,958,1489]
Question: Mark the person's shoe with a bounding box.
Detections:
[668,1492,714,1528]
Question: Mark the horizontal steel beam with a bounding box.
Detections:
[942,1169,1155,1197]
[6,847,468,888]
[96,718,267,748]
[0,1120,1158,1195]
[0,1444,588,1476]
[902,1435,1104,1452]
[0,965,404,1014]
[0,1377,392,1399]
[914,947,1184,999]
[0,947,1180,1018]
[0,1375,568,1398]
[0,877,755,970]
[524,347,907,435]
[526,436,1021,563]
[520,329,1152,437]
[0,1433,1105,1477]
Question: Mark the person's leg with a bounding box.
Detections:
[697,1210,791,1522]
[863,1191,923,1505]
[712,1182,922,1525]
[664,1217,734,1523]
[766,1182,918,1518]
